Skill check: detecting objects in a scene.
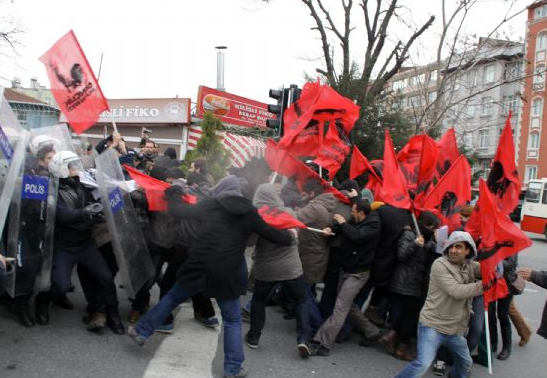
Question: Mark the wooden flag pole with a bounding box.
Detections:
[411,211,421,236]
[270,172,278,184]
[307,226,334,236]
[109,114,119,134]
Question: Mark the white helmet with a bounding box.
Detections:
[30,135,59,156]
[48,150,80,178]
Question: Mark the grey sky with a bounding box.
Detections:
[0,0,528,104]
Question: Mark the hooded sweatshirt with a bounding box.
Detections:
[252,184,303,282]
[419,231,483,335]
[167,176,292,299]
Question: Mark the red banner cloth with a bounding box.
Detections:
[123,165,196,211]
[465,179,532,306]
[419,155,471,231]
[40,30,109,134]
[376,130,411,210]
[486,112,521,216]
[265,139,350,204]
[258,206,307,229]
[436,128,459,179]
[397,134,439,196]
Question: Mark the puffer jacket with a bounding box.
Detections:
[390,227,437,298]
[297,193,335,284]
[419,231,483,335]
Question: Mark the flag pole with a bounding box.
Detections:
[270,172,278,184]
[109,114,119,134]
[411,211,421,236]
[484,308,493,375]
[307,226,334,235]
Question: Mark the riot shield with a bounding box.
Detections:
[95,149,154,298]
[5,124,73,297]
[0,90,26,236]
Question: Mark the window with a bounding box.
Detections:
[481,97,493,116]
[468,69,478,86]
[466,103,476,117]
[430,70,438,83]
[533,65,545,90]
[503,62,521,80]
[543,187,547,204]
[525,166,538,184]
[534,5,547,20]
[393,79,407,91]
[525,180,541,201]
[502,95,519,116]
[428,91,437,103]
[484,65,495,83]
[538,33,547,51]
[479,129,489,148]
[530,133,540,149]
[409,73,425,87]
[532,98,543,117]
[408,95,422,107]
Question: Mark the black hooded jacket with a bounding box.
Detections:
[167,193,293,299]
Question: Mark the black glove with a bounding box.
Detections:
[82,203,103,221]
[164,185,186,200]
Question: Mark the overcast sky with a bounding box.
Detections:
[0,0,529,105]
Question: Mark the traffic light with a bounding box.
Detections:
[266,88,289,138]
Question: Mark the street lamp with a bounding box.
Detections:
[215,46,227,92]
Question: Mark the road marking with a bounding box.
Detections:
[142,302,220,378]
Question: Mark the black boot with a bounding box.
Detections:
[14,296,35,328]
[54,295,74,310]
[497,325,512,360]
[35,293,50,325]
[106,314,125,335]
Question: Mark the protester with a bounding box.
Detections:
[154,147,181,168]
[508,298,533,347]
[309,198,381,356]
[394,231,482,378]
[128,175,294,378]
[518,267,547,341]
[244,183,310,357]
[188,158,214,186]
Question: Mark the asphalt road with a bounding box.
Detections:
[1,231,546,378]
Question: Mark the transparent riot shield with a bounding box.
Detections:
[0,90,26,236]
[5,124,73,297]
[95,149,154,298]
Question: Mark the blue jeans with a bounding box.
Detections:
[394,323,472,378]
[467,296,484,351]
[302,283,324,332]
[135,282,244,376]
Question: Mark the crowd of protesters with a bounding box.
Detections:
[1,129,546,378]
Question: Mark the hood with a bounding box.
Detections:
[253,183,284,208]
[442,231,477,260]
[310,193,336,212]
[216,195,254,216]
[212,175,242,198]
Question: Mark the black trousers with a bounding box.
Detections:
[391,292,424,344]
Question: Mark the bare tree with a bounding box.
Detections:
[0,0,24,83]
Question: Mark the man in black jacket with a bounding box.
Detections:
[129,175,293,378]
[310,199,381,356]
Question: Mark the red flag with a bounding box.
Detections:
[436,128,459,178]
[397,135,439,196]
[258,205,307,229]
[265,139,350,204]
[123,165,197,210]
[419,155,471,231]
[480,263,509,306]
[366,160,383,194]
[40,30,109,134]
[312,121,352,179]
[465,179,532,305]
[376,130,411,210]
[486,112,521,216]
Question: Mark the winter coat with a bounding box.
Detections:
[55,176,96,249]
[530,270,547,339]
[332,211,381,274]
[251,184,303,282]
[325,195,352,274]
[419,231,483,336]
[502,254,519,295]
[390,227,437,298]
[296,193,336,284]
[370,205,412,286]
[167,188,293,300]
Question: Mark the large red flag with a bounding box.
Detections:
[350,146,383,195]
[436,128,459,178]
[258,206,307,229]
[397,134,439,195]
[312,121,352,179]
[419,155,471,231]
[265,139,350,204]
[124,165,196,211]
[40,30,109,134]
[486,112,521,216]
[465,179,532,305]
[376,130,412,210]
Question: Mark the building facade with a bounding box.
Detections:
[518,0,547,183]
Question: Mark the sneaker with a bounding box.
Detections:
[244,333,259,349]
[223,367,248,378]
[155,322,174,334]
[127,326,146,347]
[309,342,330,357]
[197,316,220,328]
[432,360,446,376]
[298,343,311,358]
[241,308,250,323]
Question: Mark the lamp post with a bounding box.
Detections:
[215,46,227,92]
